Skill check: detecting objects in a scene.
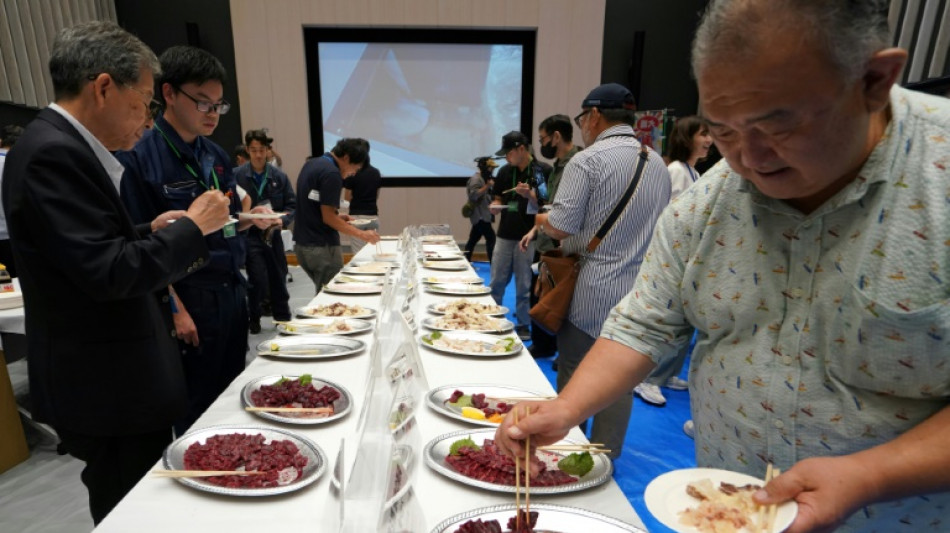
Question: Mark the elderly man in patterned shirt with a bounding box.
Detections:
[496,1,950,531]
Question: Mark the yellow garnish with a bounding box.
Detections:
[460,406,487,420]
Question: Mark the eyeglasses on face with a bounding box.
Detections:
[573,109,590,128]
[123,84,162,119]
[174,86,231,115]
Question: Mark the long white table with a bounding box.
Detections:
[95,238,643,532]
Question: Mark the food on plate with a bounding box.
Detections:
[435,299,504,315]
[446,390,514,424]
[430,309,505,331]
[423,276,481,284]
[250,374,341,418]
[301,302,368,317]
[679,478,762,533]
[556,452,594,477]
[348,262,393,273]
[182,433,309,488]
[454,510,539,533]
[421,331,518,354]
[282,319,352,334]
[445,438,579,487]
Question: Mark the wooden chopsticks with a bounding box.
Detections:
[244,406,333,414]
[538,444,611,454]
[758,463,781,533]
[152,470,266,478]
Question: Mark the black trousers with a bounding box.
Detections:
[464,219,496,263]
[56,427,172,525]
[246,235,291,321]
[174,281,248,435]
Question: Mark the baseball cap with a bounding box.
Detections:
[581,83,636,110]
[495,131,529,156]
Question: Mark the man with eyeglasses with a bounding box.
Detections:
[118,46,273,435]
[3,22,232,524]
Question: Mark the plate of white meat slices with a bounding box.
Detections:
[275,318,373,336]
[427,299,508,317]
[295,302,376,320]
[645,468,797,533]
[421,314,513,333]
[418,331,521,357]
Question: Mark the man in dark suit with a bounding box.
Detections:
[1,21,231,524]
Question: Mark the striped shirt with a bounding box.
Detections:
[548,124,671,337]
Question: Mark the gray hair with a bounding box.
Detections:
[599,108,638,126]
[49,21,160,100]
[691,0,892,81]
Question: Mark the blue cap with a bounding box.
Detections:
[581,83,636,110]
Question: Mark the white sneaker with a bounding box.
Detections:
[664,376,689,391]
[634,383,666,406]
[683,420,695,438]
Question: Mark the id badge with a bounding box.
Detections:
[507,200,518,212]
[223,221,237,238]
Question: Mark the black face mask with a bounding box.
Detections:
[540,141,557,160]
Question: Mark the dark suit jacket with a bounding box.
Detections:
[1,108,211,436]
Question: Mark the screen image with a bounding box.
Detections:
[304,28,536,185]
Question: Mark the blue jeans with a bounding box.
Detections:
[489,237,534,327]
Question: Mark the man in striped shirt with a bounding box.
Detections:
[526,83,671,456]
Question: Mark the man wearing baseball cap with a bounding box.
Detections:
[514,83,671,456]
[489,131,552,342]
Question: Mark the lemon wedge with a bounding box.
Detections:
[460,406,487,420]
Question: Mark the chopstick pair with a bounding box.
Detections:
[152,470,265,478]
[537,444,611,454]
[757,463,781,533]
[513,410,530,531]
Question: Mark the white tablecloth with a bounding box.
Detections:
[95,239,643,532]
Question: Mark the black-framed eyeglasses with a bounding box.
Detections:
[539,133,553,144]
[174,86,231,115]
[123,84,162,119]
[573,109,590,128]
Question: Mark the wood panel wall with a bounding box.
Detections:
[230,0,605,241]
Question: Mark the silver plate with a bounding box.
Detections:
[427,301,509,317]
[424,428,613,495]
[295,303,376,320]
[420,235,454,243]
[422,260,469,271]
[333,274,385,285]
[161,424,327,497]
[322,282,383,295]
[420,276,483,285]
[430,503,645,533]
[373,253,399,262]
[257,335,366,359]
[422,315,513,333]
[341,262,398,275]
[419,331,522,357]
[276,317,373,336]
[241,375,352,425]
[424,283,492,296]
[426,383,546,427]
[421,251,465,261]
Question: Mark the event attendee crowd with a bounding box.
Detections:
[2,1,949,530]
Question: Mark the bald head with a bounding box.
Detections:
[691,0,891,82]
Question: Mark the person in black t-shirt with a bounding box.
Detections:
[343,151,382,252]
[488,131,551,341]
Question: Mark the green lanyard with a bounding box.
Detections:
[252,168,269,197]
[154,125,221,190]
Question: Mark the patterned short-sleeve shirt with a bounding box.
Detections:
[602,86,950,532]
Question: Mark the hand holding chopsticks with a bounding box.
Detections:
[757,463,781,533]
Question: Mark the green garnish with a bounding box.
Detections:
[557,452,594,476]
[298,374,313,386]
[449,437,480,456]
[274,376,290,386]
[448,394,473,408]
[496,337,516,351]
[422,331,443,345]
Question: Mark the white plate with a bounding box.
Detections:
[422,260,469,271]
[295,303,376,320]
[426,383,547,427]
[373,253,399,262]
[241,375,352,425]
[645,468,798,533]
[431,503,645,533]
[488,203,506,213]
[420,235,454,243]
[379,235,400,241]
[418,331,522,357]
[425,283,492,296]
[427,300,508,317]
[322,282,383,295]
[424,428,612,495]
[276,318,373,336]
[342,262,396,275]
[422,315,512,333]
[421,251,465,261]
[421,275,482,285]
[257,335,366,359]
[347,218,376,227]
[161,425,326,497]
[238,212,286,220]
[332,274,385,285]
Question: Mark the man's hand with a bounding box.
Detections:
[754,455,882,533]
[173,303,200,346]
[248,205,277,230]
[184,190,231,235]
[494,398,577,476]
[151,210,188,232]
[519,227,537,252]
[361,229,381,245]
[339,214,353,222]
[514,182,531,198]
